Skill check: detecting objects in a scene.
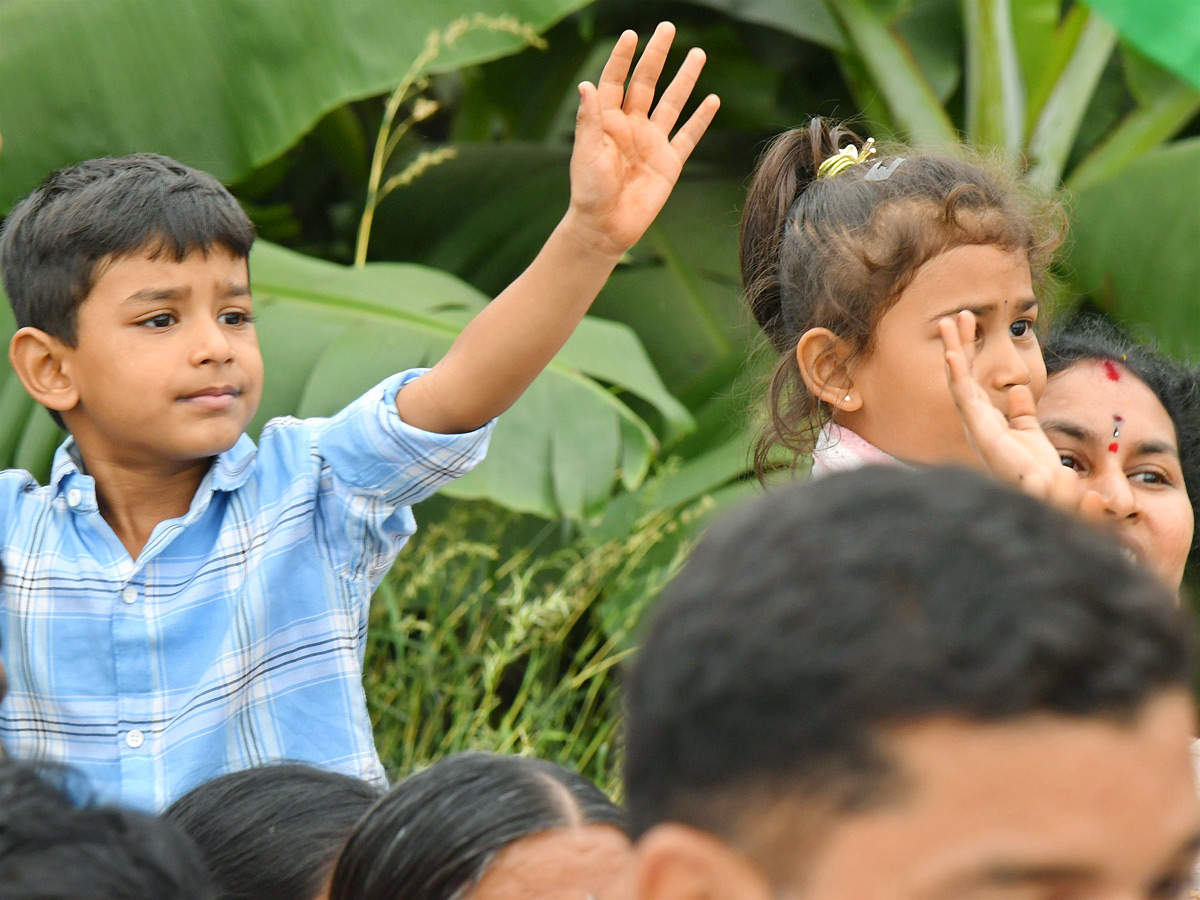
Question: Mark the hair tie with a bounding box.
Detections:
[816,138,876,180]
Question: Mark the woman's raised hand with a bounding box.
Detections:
[566,22,720,258]
[940,311,1106,519]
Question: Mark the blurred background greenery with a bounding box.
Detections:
[2,0,1199,792]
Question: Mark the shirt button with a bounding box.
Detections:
[125,730,144,749]
[120,586,139,605]
[66,488,82,508]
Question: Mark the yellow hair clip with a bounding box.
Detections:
[817,138,876,180]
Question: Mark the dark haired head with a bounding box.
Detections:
[0,153,255,348]
[740,118,1062,476]
[0,759,215,900]
[164,764,380,900]
[624,466,1189,845]
[1043,315,1200,574]
[328,751,627,900]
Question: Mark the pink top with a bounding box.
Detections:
[811,422,903,479]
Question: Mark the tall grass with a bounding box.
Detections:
[363,496,710,797]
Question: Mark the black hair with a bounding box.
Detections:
[0,760,216,900]
[1044,315,1200,573]
[164,764,381,900]
[327,751,627,900]
[0,152,255,347]
[623,466,1189,845]
[741,118,1062,476]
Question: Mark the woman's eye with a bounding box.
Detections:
[1131,470,1169,486]
[142,314,174,328]
[1059,453,1081,471]
[1009,318,1033,338]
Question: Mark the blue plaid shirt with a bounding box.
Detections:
[0,370,492,811]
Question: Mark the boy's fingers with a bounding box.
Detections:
[624,21,675,116]
[597,30,638,110]
[650,47,706,133]
[669,94,720,163]
[574,81,602,155]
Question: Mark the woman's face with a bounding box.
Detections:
[464,824,632,900]
[1038,361,1194,589]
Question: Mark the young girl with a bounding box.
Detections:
[943,312,1200,591]
[741,118,1063,477]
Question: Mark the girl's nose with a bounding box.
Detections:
[985,335,1033,392]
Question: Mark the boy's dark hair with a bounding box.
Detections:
[0,760,215,900]
[0,153,255,347]
[328,751,627,900]
[741,118,1063,477]
[1044,314,1200,573]
[623,467,1190,842]
[164,763,380,900]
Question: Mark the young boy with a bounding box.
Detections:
[0,23,718,810]
[624,467,1200,900]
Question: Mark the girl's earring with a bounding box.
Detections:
[844,394,852,402]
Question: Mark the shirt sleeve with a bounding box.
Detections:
[313,369,494,583]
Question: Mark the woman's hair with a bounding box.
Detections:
[741,117,1064,476]
[0,760,215,900]
[1044,315,1200,572]
[327,751,627,900]
[163,764,381,900]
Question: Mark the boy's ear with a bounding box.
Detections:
[795,327,860,411]
[635,823,773,900]
[9,327,79,415]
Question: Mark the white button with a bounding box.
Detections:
[66,489,82,507]
[125,730,144,749]
[120,586,139,605]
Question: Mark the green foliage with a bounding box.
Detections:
[0,0,591,212]
[364,493,718,794]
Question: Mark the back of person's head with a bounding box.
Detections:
[741,118,1062,474]
[0,760,215,900]
[624,466,1189,853]
[328,751,627,900]
[164,764,380,900]
[0,153,255,347]
[1044,315,1200,570]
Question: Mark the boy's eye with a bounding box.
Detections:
[219,311,253,326]
[142,313,175,328]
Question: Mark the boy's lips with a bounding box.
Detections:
[179,386,241,411]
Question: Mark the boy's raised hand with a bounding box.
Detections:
[565,22,720,257]
[395,23,717,436]
[940,311,1106,520]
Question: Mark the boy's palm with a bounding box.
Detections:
[569,23,719,256]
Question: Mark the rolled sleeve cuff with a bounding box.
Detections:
[317,369,494,506]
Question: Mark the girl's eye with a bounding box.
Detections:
[1009,318,1034,338]
[219,311,254,326]
[142,313,175,328]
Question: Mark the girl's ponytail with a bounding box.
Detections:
[739,118,865,353]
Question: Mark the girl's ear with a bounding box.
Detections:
[10,327,79,415]
[796,327,860,411]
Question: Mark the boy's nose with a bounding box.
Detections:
[190,318,234,366]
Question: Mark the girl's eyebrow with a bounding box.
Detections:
[930,297,1037,323]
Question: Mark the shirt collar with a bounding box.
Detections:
[49,434,259,495]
